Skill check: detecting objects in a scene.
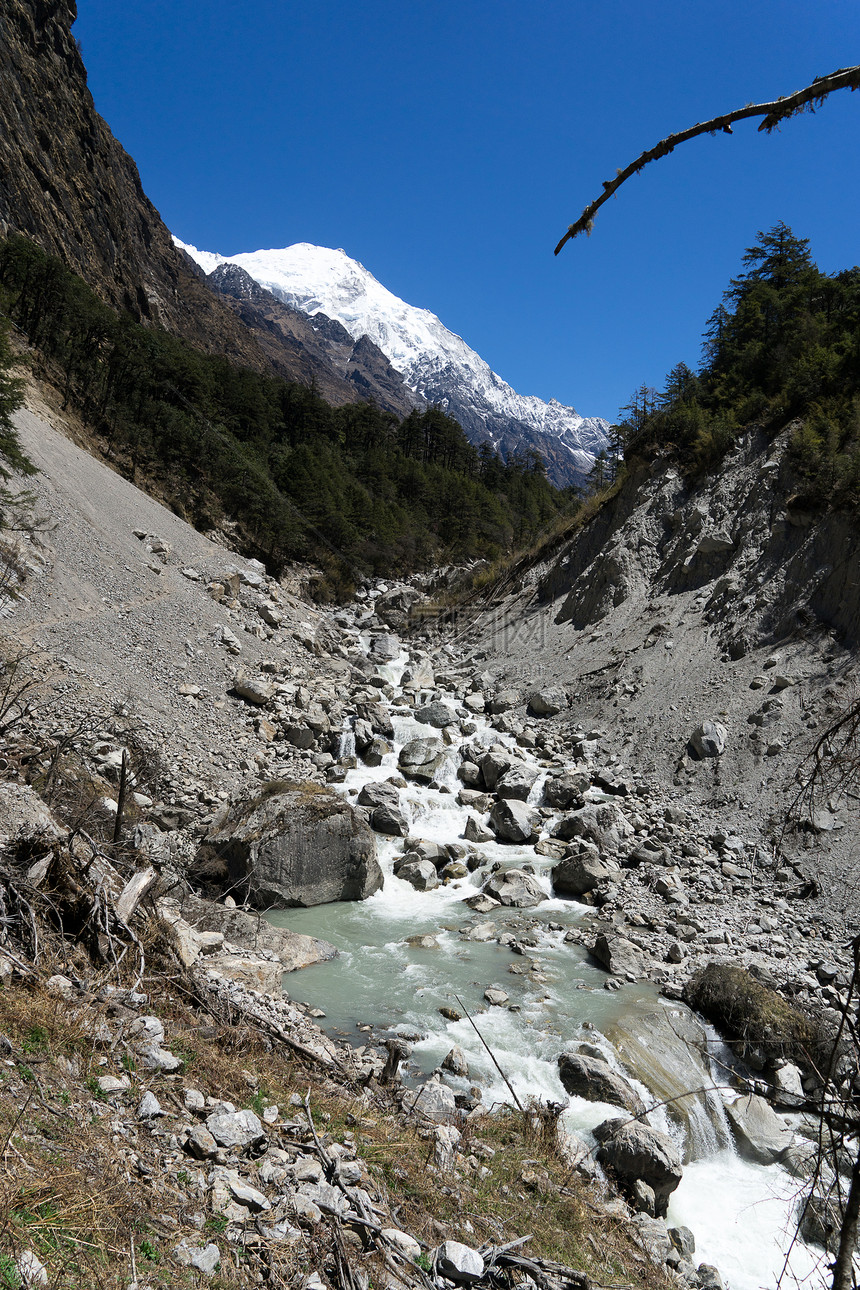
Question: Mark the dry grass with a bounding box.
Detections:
[0,969,673,1290]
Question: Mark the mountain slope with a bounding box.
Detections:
[0,1,418,416]
[205,262,419,417]
[176,240,609,487]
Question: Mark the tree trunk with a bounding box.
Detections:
[832,1142,860,1289]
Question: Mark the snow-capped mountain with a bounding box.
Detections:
[175,238,609,486]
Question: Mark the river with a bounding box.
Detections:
[267,642,828,1289]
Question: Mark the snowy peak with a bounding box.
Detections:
[175,238,608,486]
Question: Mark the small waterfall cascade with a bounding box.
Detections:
[334,718,357,761]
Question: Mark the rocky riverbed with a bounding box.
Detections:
[3,397,858,1287]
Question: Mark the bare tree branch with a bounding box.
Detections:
[555,65,860,254]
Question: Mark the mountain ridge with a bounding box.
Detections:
[176,239,609,487]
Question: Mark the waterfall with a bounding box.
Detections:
[335,720,356,761]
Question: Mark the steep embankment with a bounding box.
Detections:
[466,426,860,914]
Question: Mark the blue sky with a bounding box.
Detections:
[74,1,860,424]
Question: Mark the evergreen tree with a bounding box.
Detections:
[0,325,34,484]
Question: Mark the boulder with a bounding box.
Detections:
[724,1094,793,1165]
[405,839,450,867]
[496,762,541,801]
[398,738,446,783]
[442,1046,469,1077]
[205,1108,266,1150]
[358,701,395,740]
[198,782,382,908]
[483,867,545,908]
[690,721,727,758]
[594,1118,683,1218]
[479,750,514,791]
[464,815,493,844]
[487,689,520,714]
[411,1079,457,1121]
[435,1241,484,1282]
[557,1052,646,1115]
[357,780,401,812]
[542,771,589,810]
[0,783,63,850]
[527,687,567,717]
[770,1061,805,1109]
[369,804,409,836]
[176,894,337,971]
[488,799,537,844]
[231,672,274,707]
[371,634,401,660]
[589,933,644,978]
[397,859,439,891]
[552,850,616,898]
[414,701,458,729]
[552,801,632,850]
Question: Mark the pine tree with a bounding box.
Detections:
[0,325,33,485]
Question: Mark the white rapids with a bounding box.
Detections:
[267,636,831,1290]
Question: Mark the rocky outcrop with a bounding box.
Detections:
[593,1118,683,1219]
[198,781,382,908]
[207,263,419,414]
[557,1052,645,1116]
[175,893,338,972]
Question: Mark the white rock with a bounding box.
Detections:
[435,1240,485,1282]
[17,1251,48,1285]
[382,1228,422,1260]
[96,1074,130,1095]
[137,1091,162,1119]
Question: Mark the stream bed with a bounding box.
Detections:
[267,650,827,1289]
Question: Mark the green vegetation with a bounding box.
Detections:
[0,235,568,590]
[0,322,31,486]
[612,223,860,497]
[685,961,829,1068]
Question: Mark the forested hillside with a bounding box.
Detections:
[0,236,566,591]
[612,224,860,499]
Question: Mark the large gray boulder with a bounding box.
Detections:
[488,799,537,844]
[557,1052,645,1116]
[397,859,439,891]
[543,771,589,810]
[357,782,409,837]
[398,738,445,783]
[589,933,644,978]
[480,749,514,791]
[496,762,540,802]
[594,1118,683,1218]
[527,687,567,717]
[552,801,632,851]
[483,867,545,908]
[724,1094,793,1165]
[552,849,616,898]
[414,701,458,729]
[690,721,727,758]
[198,782,382,908]
[357,780,401,812]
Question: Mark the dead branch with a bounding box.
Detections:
[555,65,860,252]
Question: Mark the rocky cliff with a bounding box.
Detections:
[207,262,419,416]
[0,1,419,412]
